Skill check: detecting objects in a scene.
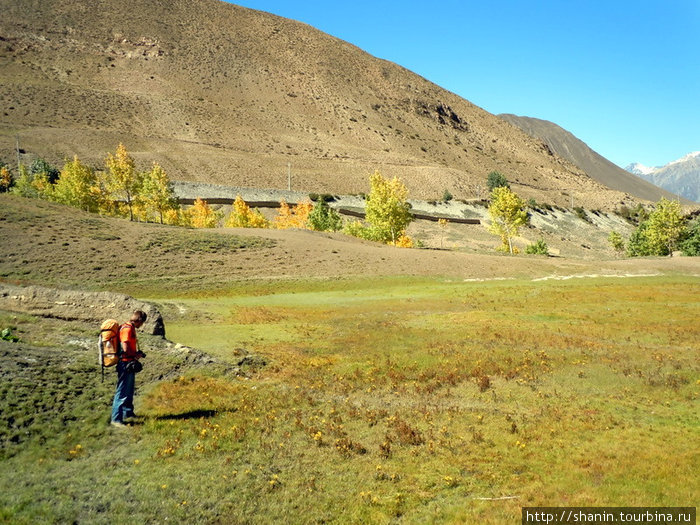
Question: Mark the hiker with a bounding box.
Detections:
[111,310,147,427]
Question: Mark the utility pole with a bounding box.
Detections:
[15,134,21,174]
[287,162,291,191]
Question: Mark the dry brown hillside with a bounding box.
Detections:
[2,194,697,294]
[1,0,635,209]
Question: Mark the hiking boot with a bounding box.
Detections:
[111,421,128,428]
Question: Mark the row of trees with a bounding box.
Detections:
[222,196,342,232]
[201,170,415,246]
[5,150,694,256]
[1,146,416,246]
[4,144,182,225]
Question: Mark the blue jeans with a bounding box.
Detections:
[111,361,136,423]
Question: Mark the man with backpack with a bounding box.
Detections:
[111,310,147,428]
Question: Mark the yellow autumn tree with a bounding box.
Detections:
[487,186,530,254]
[226,195,269,228]
[104,143,142,221]
[52,156,101,212]
[189,198,222,228]
[365,171,413,246]
[0,166,12,192]
[293,200,313,228]
[274,199,313,229]
[140,163,179,224]
[163,207,192,227]
[274,200,292,228]
[30,172,54,200]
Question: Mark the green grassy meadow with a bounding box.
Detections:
[1,275,698,523]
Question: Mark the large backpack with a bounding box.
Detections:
[98,319,120,381]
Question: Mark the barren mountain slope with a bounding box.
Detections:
[499,114,691,204]
[1,0,632,209]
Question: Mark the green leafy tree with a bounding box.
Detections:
[627,198,686,256]
[30,158,60,184]
[487,186,529,254]
[645,198,686,255]
[140,162,179,224]
[52,156,100,212]
[104,143,142,221]
[364,171,412,245]
[626,221,653,257]
[487,171,510,192]
[343,219,373,240]
[11,165,35,198]
[11,164,52,199]
[679,217,700,256]
[308,200,342,232]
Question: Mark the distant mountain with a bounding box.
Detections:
[625,153,700,203]
[498,114,688,204]
[626,162,659,177]
[0,0,635,209]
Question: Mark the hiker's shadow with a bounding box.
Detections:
[153,408,235,420]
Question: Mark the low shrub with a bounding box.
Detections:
[573,206,590,223]
[487,171,509,191]
[308,201,343,232]
[525,239,549,255]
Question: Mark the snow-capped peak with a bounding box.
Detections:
[668,151,700,166]
[625,162,657,176]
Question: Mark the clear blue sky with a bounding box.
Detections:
[229,0,699,169]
